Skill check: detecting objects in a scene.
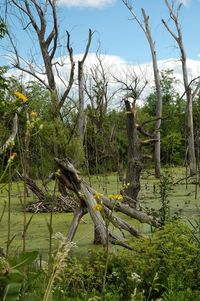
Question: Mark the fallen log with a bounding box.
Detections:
[86,184,158,228]
[18,173,77,213]
[55,158,159,248]
[19,158,159,249]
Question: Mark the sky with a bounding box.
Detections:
[1,0,200,66]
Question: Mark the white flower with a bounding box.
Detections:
[131,272,142,284]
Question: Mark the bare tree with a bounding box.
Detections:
[6,1,93,122]
[162,0,198,175]
[122,0,162,178]
[115,73,157,208]
[78,29,93,143]
[7,0,74,115]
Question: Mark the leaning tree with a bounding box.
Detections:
[21,156,159,250]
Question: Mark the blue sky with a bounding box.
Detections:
[1,0,200,65]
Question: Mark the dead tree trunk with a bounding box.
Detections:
[162,0,197,175]
[124,99,142,208]
[141,9,162,178]
[78,29,93,143]
[122,1,162,178]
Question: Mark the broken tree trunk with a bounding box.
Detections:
[123,99,143,208]
[21,158,159,249]
[55,158,158,248]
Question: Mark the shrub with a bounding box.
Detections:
[51,220,200,300]
[3,220,199,300]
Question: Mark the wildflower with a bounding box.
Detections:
[108,194,123,201]
[93,203,103,211]
[30,111,37,120]
[10,152,17,160]
[14,91,28,102]
[39,124,44,130]
[93,192,102,200]
[131,272,141,284]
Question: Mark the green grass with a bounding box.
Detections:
[0,167,200,257]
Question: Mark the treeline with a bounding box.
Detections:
[1,67,200,179]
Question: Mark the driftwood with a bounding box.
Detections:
[21,158,159,249]
[18,173,77,213]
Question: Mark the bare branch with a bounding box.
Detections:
[79,29,93,65]
[162,19,179,42]
[47,0,58,60]
[136,124,153,138]
[122,0,146,34]
[59,31,75,109]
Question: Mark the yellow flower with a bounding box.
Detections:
[93,203,103,211]
[108,194,123,201]
[30,111,37,120]
[93,192,102,200]
[14,91,28,102]
[39,124,44,130]
[116,195,123,201]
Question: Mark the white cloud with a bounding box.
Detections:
[57,0,114,8]
[8,53,200,106]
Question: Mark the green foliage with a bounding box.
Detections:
[86,109,127,174]
[161,132,183,165]
[142,69,185,166]
[21,220,198,301]
[163,283,200,301]
[0,20,7,39]
[0,251,38,301]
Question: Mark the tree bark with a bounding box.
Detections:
[66,206,87,242]
[141,8,162,178]
[162,0,196,175]
[124,99,142,208]
[78,29,92,143]
[122,1,162,178]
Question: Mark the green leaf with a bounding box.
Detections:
[10,251,38,270]
[5,269,23,284]
[3,283,21,301]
